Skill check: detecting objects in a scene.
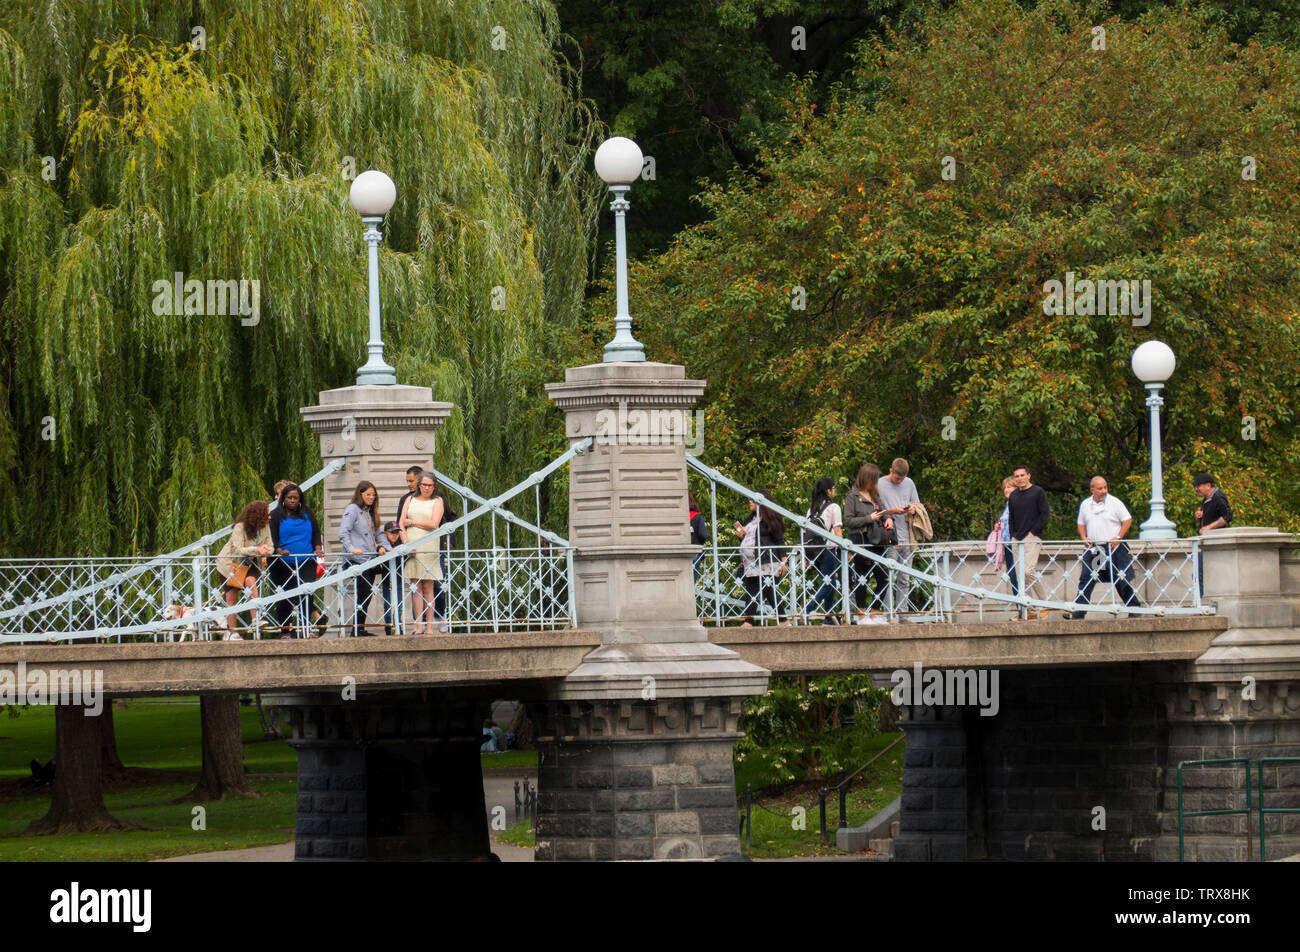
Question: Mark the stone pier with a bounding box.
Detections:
[276,690,494,861]
[893,528,1300,862]
[538,362,769,861]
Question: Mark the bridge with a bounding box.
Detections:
[2,362,1297,862]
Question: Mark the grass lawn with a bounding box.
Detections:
[480,750,538,770]
[736,731,904,859]
[496,818,536,849]
[0,697,299,861]
[0,697,298,778]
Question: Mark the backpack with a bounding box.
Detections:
[802,501,830,553]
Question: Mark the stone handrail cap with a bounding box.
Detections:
[545,361,705,409]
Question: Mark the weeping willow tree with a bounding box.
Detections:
[0,0,602,557]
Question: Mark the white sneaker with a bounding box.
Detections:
[865,614,888,625]
[853,613,870,626]
[437,624,450,633]
[223,632,243,641]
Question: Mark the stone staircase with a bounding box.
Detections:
[836,796,901,858]
[866,819,900,857]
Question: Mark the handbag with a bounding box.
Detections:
[224,562,252,590]
[985,526,1002,563]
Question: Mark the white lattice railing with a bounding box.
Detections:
[688,456,1208,626]
[0,440,589,643]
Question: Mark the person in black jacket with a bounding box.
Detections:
[1007,464,1050,616]
[732,491,787,625]
[844,463,895,623]
[1193,472,1233,596]
[268,483,324,636]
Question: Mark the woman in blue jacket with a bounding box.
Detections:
[339,481,386,637]
[269,483,324,636]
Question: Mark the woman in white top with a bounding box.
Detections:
[805,477,845,625]
[732,490,787,626]
[400,473,445,634]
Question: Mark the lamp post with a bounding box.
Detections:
[594,136,646,363]
[1132,340,1178,539]
[349,169,398,386]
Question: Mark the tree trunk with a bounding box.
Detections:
[24,706,140,834]
[98,703,126,778]
[179,695,258,802]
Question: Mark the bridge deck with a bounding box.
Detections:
[0,616,1227,696]
[0,630,605,696]
[712,616,1228,674]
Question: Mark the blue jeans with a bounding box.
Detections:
[1002,544,1018,595]
[810,548,841,614]
[379,563,397,627]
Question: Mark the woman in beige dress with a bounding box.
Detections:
[216,500,273,638]
[400,473,445,634]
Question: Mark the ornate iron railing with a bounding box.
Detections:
[687,456,1208,625]
[0,456,347,627]
[0,441,588,642]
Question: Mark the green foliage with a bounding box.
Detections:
[0,0,602,556]
[627,0,1300,538]
[736,674,887,782]
[736,730,903,857]
[556,0,926,252]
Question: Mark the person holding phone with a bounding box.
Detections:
[733,491,787,626]
[877,458,921,614]
[844,463,893,624]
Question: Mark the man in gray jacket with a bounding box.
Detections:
[876,458,921,614]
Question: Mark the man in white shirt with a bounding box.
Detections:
[1065,476,1141,618]
[876,458,921,615]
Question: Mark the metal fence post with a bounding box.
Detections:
[840,545,852,623]
[566,547,578,628]
[709,480,722,625]
[191,556,204,640]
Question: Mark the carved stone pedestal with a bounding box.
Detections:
[535,697,746,861]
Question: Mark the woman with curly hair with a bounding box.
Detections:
[215,500,273,638]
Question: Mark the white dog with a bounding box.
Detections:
[160,604,227,641]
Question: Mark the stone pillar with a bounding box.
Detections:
[299,385,453,631]
[300,384,453,534]
[893,705,970,861]
[275,690,494,862]
[539,362,769,860]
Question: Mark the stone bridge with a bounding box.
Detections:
[3,358,1297,862]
